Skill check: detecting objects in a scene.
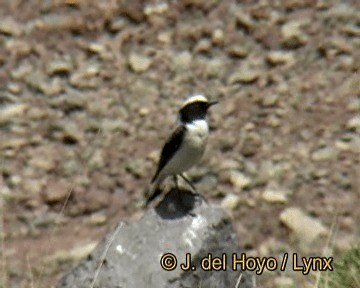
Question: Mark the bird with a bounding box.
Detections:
[146,94,217,205]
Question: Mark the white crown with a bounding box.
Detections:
[181,94,208,108]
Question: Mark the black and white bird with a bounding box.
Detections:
[146,94,217,205]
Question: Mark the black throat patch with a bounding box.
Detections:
[179,101,208,123]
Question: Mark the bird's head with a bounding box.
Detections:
[179,94,218,123]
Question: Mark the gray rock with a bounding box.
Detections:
[57,190,256,288]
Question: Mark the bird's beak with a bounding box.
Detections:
[208,100,218,108]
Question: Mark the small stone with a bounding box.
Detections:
[228,170,251,190]
[221,193,241,211]
[266,51,295,65]
[11,62,33,80]
[326,4,358,21]
[336,55,354,71]
[266,115,281,127]
[144,2,169,15]
[262,94,279,107]
[87,212,107,226]
[206,58,226,79]
[334,172,352,190]
[273,276,295,288]
[227,46,249,58]
[25,71,63,96]
[335,134,360,153]
[70,64,101,88]
[62,160,80,177]
[22,179,45,195]
[281,21,308,48]
[101,119,128,132]
[9,175,22,187]
[47,59,73,76]
[5,39,32,57]
[241,133,262,157]
[346,115,360,132]
[262,188,288,204]
[48,92,87,112]
[194,38,212,54]
[218,159,241,171]
[311,146,338,161]
[196,175,218,192]
[280,207,327,248]
[43,180,70,204]
[255,161,276,184]
[157,31,172,44]
[108,17,126,32]
[41,242,97,273]
[60,122,83,144]
[29,154,56,171]
[341,24,360,37]
[0,138,27,150]
[87,42,106,55]
[0,104,27,124]
[319,38,354,58]
[0,17,22,36]
[235,9,255,31]
[211,28,224,46]
[138,107,150,116]
[173,51,192,71]
[88,150,105,170]
[125,159,150,178]
[7,83,21,94]
[228,68,260,84]
[128,53,152,73]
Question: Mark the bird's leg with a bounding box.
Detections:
[179,174,197,192]
[173,175,179,190]
[180,174,207,203]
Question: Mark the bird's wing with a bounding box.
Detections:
[151,125,186,183]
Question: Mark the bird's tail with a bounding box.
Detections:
[145,174,165,206]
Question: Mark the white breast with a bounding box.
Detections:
[185,120,209,148]
[160,120,209,177]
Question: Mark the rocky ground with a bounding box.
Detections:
[0,0,359,287]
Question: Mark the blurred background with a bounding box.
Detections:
[0,0,359,287]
